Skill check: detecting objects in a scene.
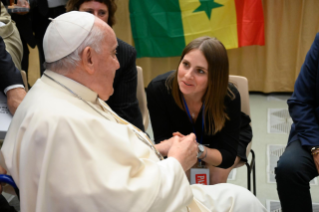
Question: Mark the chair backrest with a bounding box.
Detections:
[136,66,149,131]
[228,75,252,168]
[229,75,250,116]
[20,70,28,92]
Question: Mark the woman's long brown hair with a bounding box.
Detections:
[166,36,234,135]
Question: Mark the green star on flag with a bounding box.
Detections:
[193,0,223,19]
[129,0,265,58]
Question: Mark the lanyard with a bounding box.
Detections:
[182,97,205,144]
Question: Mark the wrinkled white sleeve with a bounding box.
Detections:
[14,114,193,212]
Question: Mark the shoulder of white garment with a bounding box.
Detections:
[2,75,205,212]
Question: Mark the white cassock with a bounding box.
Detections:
[0,70,266,212]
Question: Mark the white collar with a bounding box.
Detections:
[42,70,98,103]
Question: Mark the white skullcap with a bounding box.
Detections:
[43,11,95,63]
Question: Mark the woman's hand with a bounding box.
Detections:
[172,131,185,138]
[155,136,180,156]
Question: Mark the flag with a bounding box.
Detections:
[129,0,265,58]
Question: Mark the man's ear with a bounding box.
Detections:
[82,46,95,75]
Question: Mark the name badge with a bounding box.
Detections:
[190,168,210,185]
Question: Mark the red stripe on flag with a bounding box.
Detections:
[235,0,265,47]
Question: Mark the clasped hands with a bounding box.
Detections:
[155,132,198,171]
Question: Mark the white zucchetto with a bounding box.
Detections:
[43,11,95,63]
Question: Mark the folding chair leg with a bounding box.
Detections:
[245,149,256,196]
[251,149,256,196]
[245,162,251,191]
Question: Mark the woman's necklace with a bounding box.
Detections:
[189,104,201,120]
[184,98,201,119]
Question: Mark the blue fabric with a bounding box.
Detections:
[288,33,319,150]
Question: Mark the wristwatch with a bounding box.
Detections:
[311,147,319,154]
[197,144,205,158]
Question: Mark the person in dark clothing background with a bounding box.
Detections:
[66,0,144,131]
[276,33,319,212]
[29,0,67,75]
[1,0,66,84]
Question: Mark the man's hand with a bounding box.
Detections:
[0,165,7,193]
[16,0,30,15]
[167,133,198,171]
[6,88,26,115]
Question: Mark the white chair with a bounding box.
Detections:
[136,66,149,131]
[229,75,256,195]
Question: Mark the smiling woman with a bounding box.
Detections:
[177,49,208,103]
[147,36,251,185]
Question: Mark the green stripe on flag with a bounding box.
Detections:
[129,0,185,58]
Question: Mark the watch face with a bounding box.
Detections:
[197,144,204,158]
[199,144,204,152]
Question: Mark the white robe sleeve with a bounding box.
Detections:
[12,112,193,212]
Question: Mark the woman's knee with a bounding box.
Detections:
[209,157,240,185]
[210,174,228,184]
[209,167,233,184]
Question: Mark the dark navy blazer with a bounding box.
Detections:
[288,33,319,150]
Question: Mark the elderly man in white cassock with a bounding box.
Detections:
[0,11,266,212]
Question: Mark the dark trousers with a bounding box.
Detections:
[275,139,318,212]
[0,194,16,212]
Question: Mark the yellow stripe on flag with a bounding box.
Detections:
[179,0,238,49]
